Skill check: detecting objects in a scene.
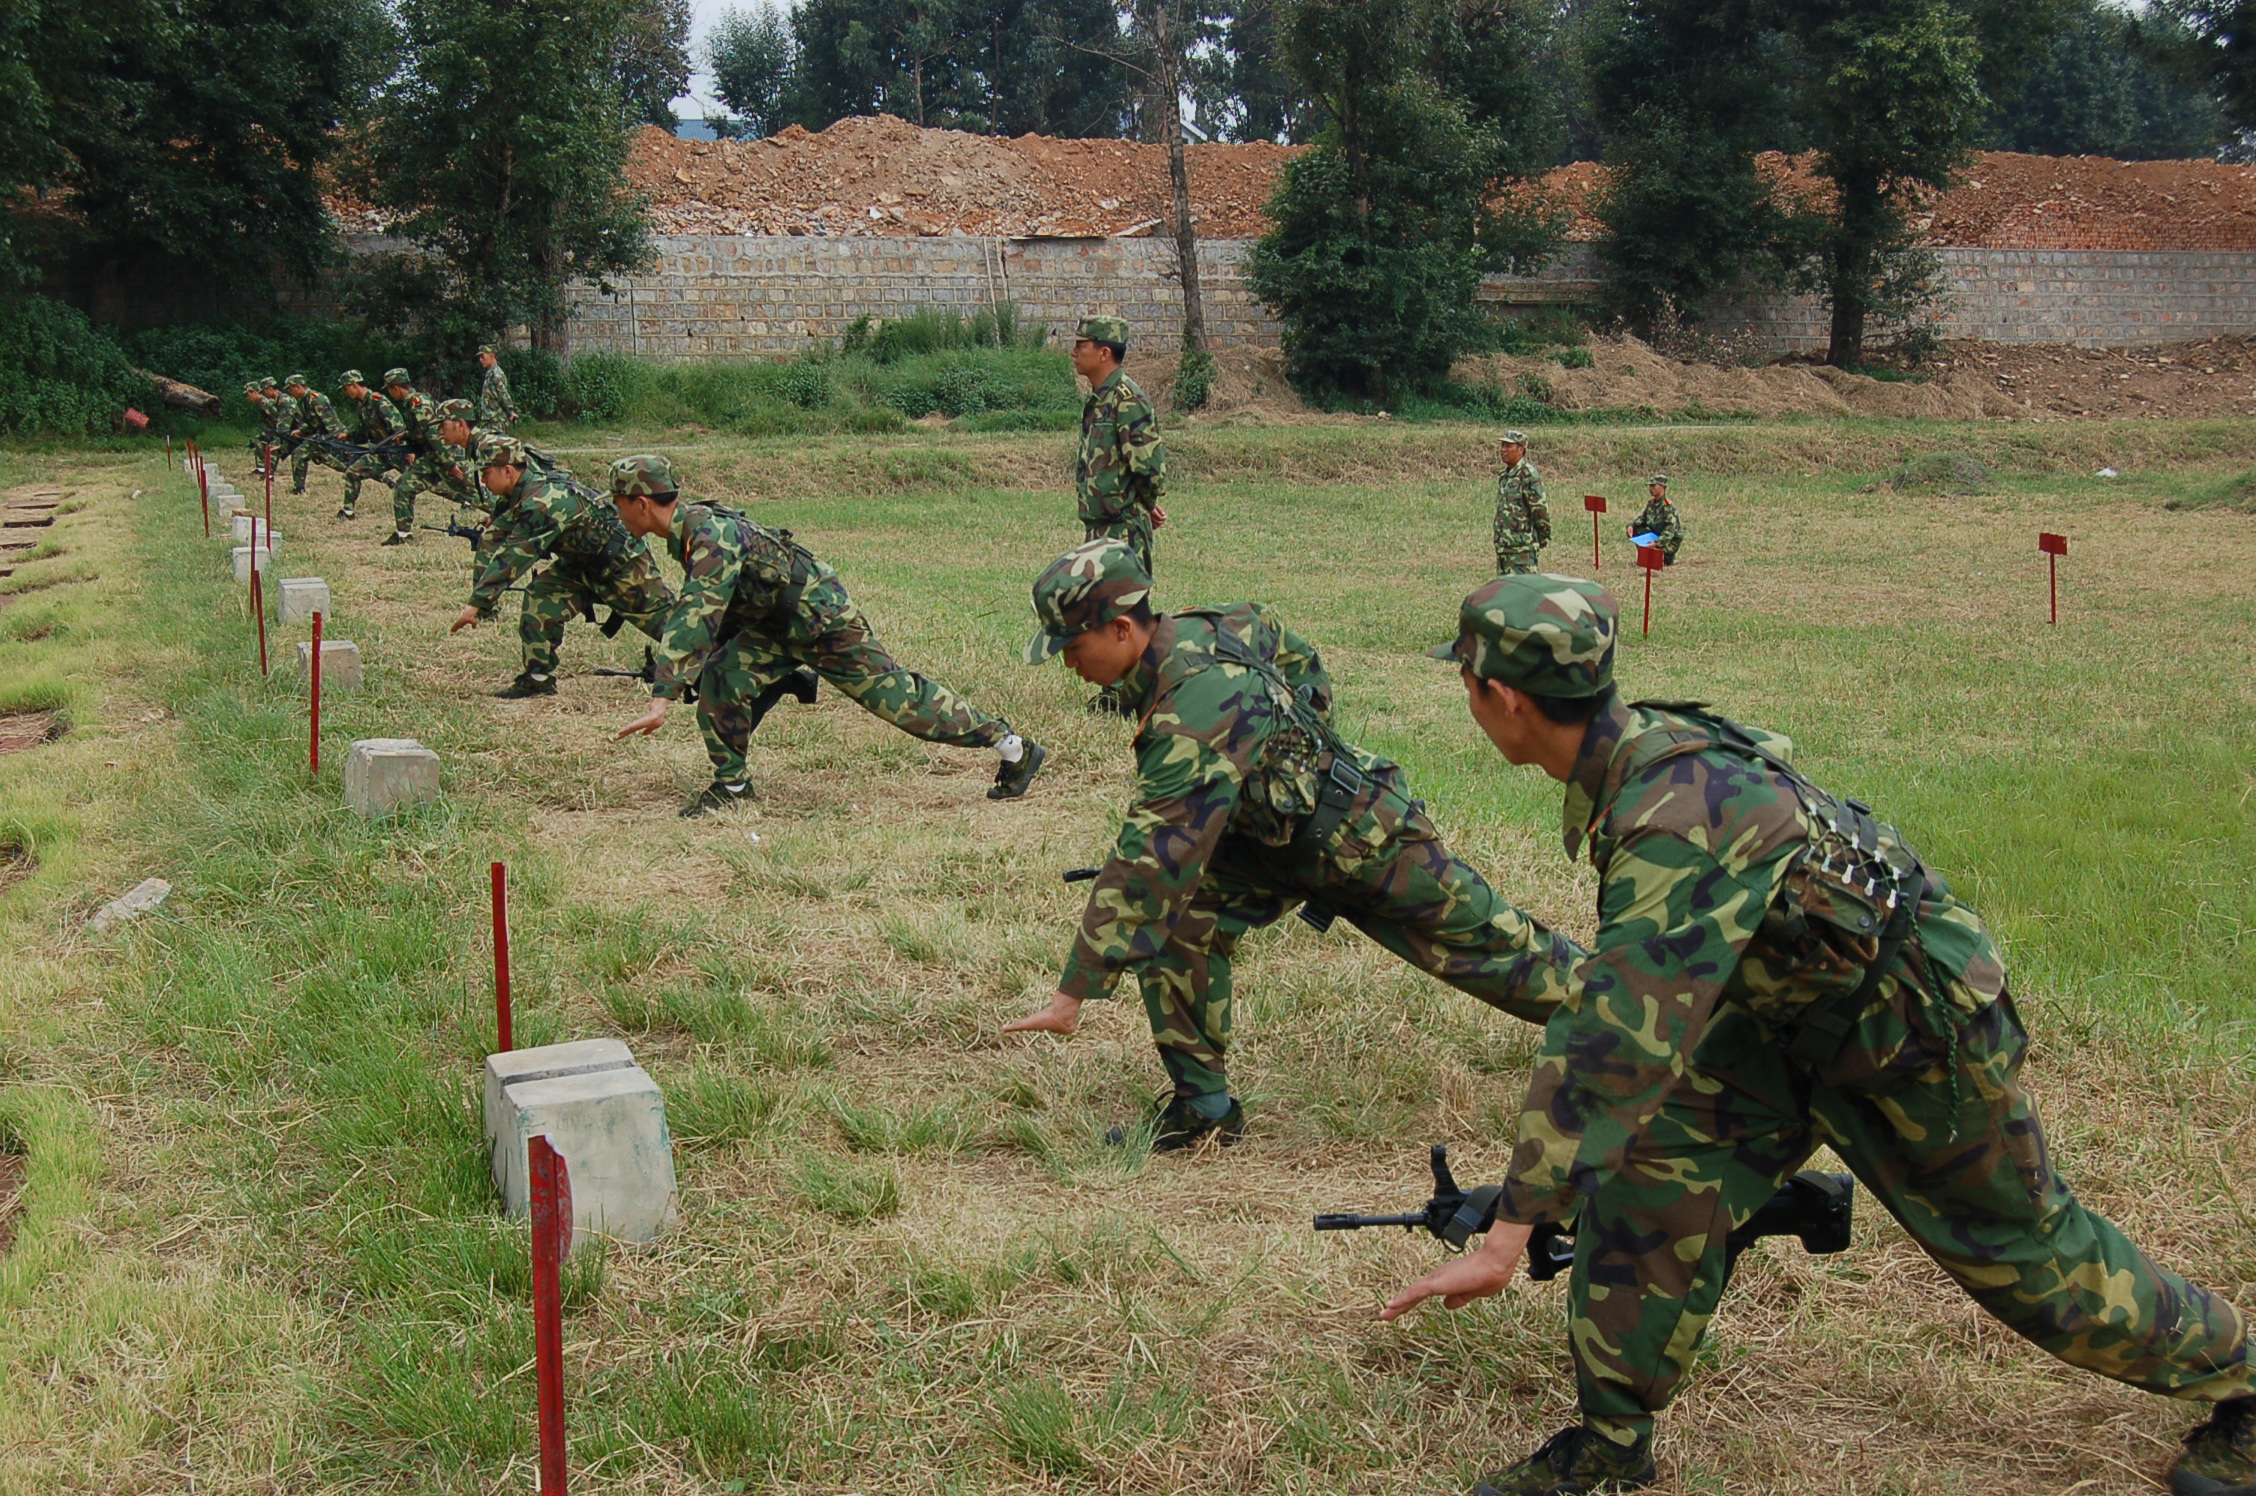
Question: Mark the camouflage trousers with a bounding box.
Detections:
[520,556,675,676]
[1566,987,2253,1450]
[292,441,351,493]
[392,452,468,532]
[694,566,1009,783]
[1495,547,1542,575]
[342,454,396,513]
[1085,513,1154,578]
[1132,770,1579,1100]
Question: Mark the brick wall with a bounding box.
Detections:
[560,235,2256,358]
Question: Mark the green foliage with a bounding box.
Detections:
[616,0,695,129]
[562,353,656,424]
[2134,0,2256,132]
[1174,349,1217,412]
[708,5,799,137]
[0,296,152,438]
[497,347,567,420]
[839,304,1037,363]
[1990,0,2231,157]
[786,1152,901,1221]
[118,315,414,404]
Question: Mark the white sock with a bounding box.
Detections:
[999,733,1024,763]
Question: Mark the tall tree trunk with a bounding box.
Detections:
[1146,0,1206,355]
[1825,174,1883,368]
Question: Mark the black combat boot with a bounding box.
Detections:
[1107,1093,1247,1152]
[2173,1398,2256,1496]
[492,672,556,699]
[1473,1428,1657,1496]
[680,780,754,818]
[988,738,1047,800]
[380,529,413,546]
[335,505,356,520]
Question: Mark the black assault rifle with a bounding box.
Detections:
[1316,1144,1854,1285]
[593,652,821,721]
[422,517,487,546]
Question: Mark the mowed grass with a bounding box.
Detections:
[0,418,2249,1495]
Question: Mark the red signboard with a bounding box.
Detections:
[2037,532,2067,555]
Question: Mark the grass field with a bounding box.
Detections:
[0,416,2250,1495]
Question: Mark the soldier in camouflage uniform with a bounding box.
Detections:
[336,369,406,522]
[1001,540,1583,1151]
[448,435,675,699]
[1493,430,1551,574]
[1626,474,1683,565]
[256,377,297,475]
[243,382,274,471]
[381,367,453,545]
[477,345,520,430]
[283,375,346,495]
[1072,315,1168,577]
[1381,573,2256,1496]
[607,455,1048,817]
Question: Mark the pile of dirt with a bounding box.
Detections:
[629,116,1297,239]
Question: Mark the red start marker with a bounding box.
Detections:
[310,610,324,777]
[492,862,514,1052]
[2038,532,2068,624]
[1636,543,1665,636]
[1583,494,1607,569]
[528,1135,573,1496]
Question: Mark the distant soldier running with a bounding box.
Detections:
[1493,429,1551,574]
[449,435,675,700]
[606,455,1048,817]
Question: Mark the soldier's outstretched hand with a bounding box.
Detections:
[1002,991,1083,1037]
[449,605,481,634]
[614,700,668,740]
[1379,1221,1533,1320]
[1151,505,1168,529]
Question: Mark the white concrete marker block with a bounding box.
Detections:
[230,539,281,582]
[86,877,172,933]
[342,738,440,817]
[497,1066,678,1249]
[229,514,277,545]
[277,577,329,623]
[296,639,362,690]
[483,1039,637,1191]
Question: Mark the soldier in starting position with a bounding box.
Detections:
[606,455,1047,817]
[1493,430,1551,574]
[381,367,451,545]
[1073,315,1168,576]
[283,375,345,496]
[1382,572,2255,1496]
[336,369,405,522]
[449,435,675,700]
[1001,540,1581,1151]
[1625,474,1683,565]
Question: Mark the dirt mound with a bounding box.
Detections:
[1455,337,2017,419]
[630,116,1297,239]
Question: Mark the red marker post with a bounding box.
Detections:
[492,862,514,1052]
[309,610,324,776]
[250,555,269,676]
[528,1136,573,1496]
[2038,532,2068,624]
[263,444,273,542]
[1637,543,1665,637]
[195,440,210,537]
[1583,494,1607,571]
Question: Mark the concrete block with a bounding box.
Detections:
[495,1065,677,1248]
[296,639,362,690]
[86,876,172,933]
[230,514,278,545]
[276,576,329,623]
[343,737,440,818]
[483,1039,637,1191]
[231,542,283,582]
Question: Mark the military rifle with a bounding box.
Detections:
[421,517,487,546]
[1316,1144,1855,1285]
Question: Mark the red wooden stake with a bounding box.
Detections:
[1583,494,1607,571]
[310,610,323,776]
[2038,532,2068,625]
[263,444,273,535]
[196,443,210,537]
[1637,544,1665,637]
[251,558,269,676]
[528,1135,572,1496]
[492,861,513,1052]
[166,434,173,467]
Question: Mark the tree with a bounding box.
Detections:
[710,4,798,136]
[1216,0,1317,141]
[1990,1,2229,158]
[353,0,655,361]
[2133,0,2256,131]
[617,0,695,128]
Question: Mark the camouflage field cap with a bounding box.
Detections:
[285,373,308,388]
[242,381,261,394]
[1649,474,1669,487]
[476,433,527,468]
[435,398,474,421]
[610,455,679,500]
[477,343,498,356]
[262,376,282,390]
[1075,314,1130,349]
[381,366,411,387]
[1024,539,1152,664]
[339,368,365,386]
[1501,429,1529,446]
[1428,573,1617,699]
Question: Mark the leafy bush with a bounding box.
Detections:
[119,314,413,402]
[777,360,831,409]
[561,352,652,422]
[839,304,1043,365]
[0,295,151,437]
[1173,350,1216,413]
[497,346,565,420]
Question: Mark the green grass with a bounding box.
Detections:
[0,419,2248,1493]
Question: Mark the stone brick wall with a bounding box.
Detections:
[560,234,2256,359]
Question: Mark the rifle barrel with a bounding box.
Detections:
[1313,1212,1429,1231]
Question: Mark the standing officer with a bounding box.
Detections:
[1382,573,2256,1496]
[477,345,520,430]
[606,455,1047,817]
[1073,315,1168,576]
[283,375,344,496]
[1625,474,1683,565]
[1000,541,1581,1151]
[381,367,448,546]
[448,435,674,700]
[336,369,405,523]
[1493,430,1551,575]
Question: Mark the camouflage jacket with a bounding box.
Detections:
[293,391,340,435]
[1494,459,1551,559]
[480,362,520,426]
[1629,496,1683,564]
[649,501,812,701]
[1058,604,1366,1001]
[467,469,658,616]
[1493,698,2009,1227]
[1076,368,1167,526]
[348,389,406,447]
[393,388,446,458]
[260,394,298,435]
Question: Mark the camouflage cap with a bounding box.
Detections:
[262,377,281,390]
[1075,314,1130,349]
[1024,539,1152,665]
[339,368,365,386]
[243,381,261,394]
[1501,429,1529,446]
[285,373,308,388]
[435,398,474,421]
[381,367,411,387]
[476,433,527,468]
[1427,573,1618,699]
[477,343,498,356]
[1648,474,1669,487]
[610,455,679,499]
